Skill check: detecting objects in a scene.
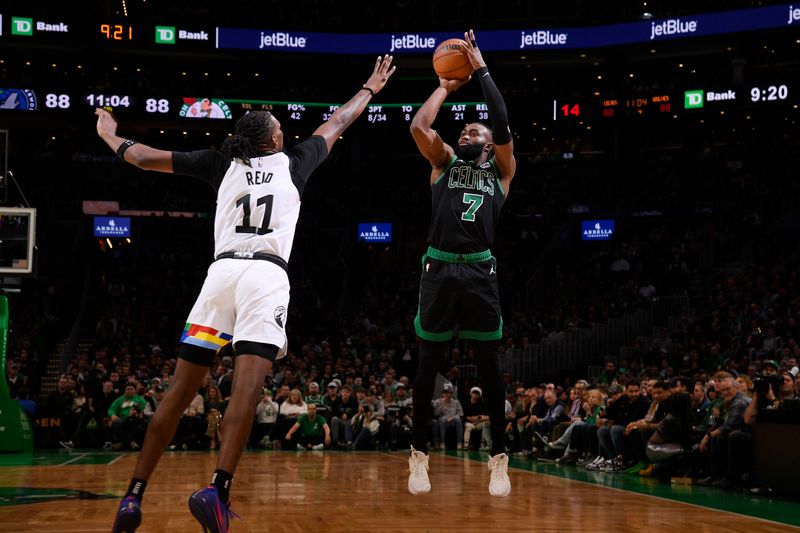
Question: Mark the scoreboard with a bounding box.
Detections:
[552,82,795,123]
[0,86,491,127]
[0,82,794,134]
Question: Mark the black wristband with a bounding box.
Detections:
[476,67,489,77]
[361,86,375,96]
[116,140,138,160]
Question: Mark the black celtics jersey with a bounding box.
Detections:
[427,155,506,253]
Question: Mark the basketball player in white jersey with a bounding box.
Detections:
[99,55,395,533]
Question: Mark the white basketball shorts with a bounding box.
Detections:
[180,258,289,359]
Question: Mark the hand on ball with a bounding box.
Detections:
[460,29,487,71]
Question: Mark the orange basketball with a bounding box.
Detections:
[432,38,473,80]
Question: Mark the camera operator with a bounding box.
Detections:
[352,402,380,450]
[745,368,798,424]
[108,383,148,451]
[721,368,800,490]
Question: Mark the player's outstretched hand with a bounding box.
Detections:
[95,108,118,138]
[363,54,397,95]
[460,29,487,71]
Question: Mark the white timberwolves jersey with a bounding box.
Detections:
[172,136,328,262]
[214,152,299,260]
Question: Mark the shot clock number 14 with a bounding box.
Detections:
[553,100,581,120]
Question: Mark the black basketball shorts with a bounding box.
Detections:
[413,247,503,342]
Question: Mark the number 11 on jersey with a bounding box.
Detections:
[235,193,274,235]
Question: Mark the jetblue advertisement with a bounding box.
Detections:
[358,223,392,244]
[216,4,796,53]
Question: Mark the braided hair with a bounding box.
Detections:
[221,111,275,167]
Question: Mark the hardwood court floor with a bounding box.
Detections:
[1,450,798,532]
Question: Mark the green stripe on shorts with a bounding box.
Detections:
[459,318,504,341]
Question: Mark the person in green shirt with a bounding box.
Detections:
[108,383,148,450]
[285,403,331,450]
[304,382,325,406]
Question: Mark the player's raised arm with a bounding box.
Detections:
[95,108,175,173]
[313,54,396,153]
[461,29,516,188]
[410,76,470,177]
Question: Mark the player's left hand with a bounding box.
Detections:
[460,29,487,71]
[363,54,397,95]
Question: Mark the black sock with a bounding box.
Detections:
[473,340,507,457]
[411,340,447,454]
[126,478,148,500]
[211,469,233,503]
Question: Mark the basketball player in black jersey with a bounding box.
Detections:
[99,55,395,533]
[407,30,516,497]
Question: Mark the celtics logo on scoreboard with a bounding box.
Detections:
[179,98,232,119]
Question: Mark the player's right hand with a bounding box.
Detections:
[95,108,118,138]
[439,76,471,93]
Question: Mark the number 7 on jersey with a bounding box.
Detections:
[461,193,484,222]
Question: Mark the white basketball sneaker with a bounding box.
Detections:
[408,446,432,495]
[488,453,511,497]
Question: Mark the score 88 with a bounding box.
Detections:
[45,94,71,109]
[145,99,170,113]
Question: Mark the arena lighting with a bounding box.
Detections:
[106,238,113,249]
